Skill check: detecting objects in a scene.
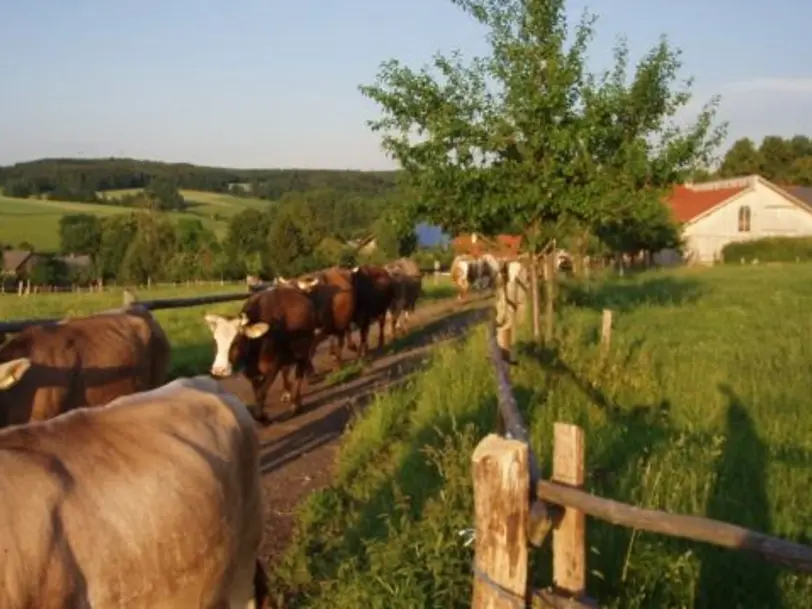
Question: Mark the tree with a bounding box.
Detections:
[360,0,724,340]
[118,212,177,284]
[144,175,186,211]
[96,214,138,279]
[266,203,327,277]
[29,257,68,286]
[58,214,102,258]
[758,136,794,182]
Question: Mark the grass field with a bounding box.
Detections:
[0,189,271,251]
[0,277,457,377]
[272,263,812,609]
[101,188,271,218]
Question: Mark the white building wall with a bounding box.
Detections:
[682,181,812,263]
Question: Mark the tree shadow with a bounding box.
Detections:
[695,384,783,609]
[561,276,703,313]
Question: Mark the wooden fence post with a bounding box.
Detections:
[552,423,586,598]
[472,434,529,609]
[600,309,612,355]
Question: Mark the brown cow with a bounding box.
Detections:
[204,285,319,418]
[384,257,423,337]
[0,375,265,609]
[0,303,171,428]
[349,264,395,357]
[278,266,357,369]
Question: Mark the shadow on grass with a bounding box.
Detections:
[695,384,782,609]
[561,275,703,313]
[515,341,676,597]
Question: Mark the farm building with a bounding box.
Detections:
[1,249,43,281]
[452,232,523,257]
[656,175,812,265]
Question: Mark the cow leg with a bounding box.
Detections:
[251,363,280,417]
[377,314,387,349]
[330,334,343,369]
[226,556,263,609]
[280,367,292,403]
[289,359,308,413]
[254,559,271,609]
[358,321,371,358]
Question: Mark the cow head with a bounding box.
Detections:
[0,358,31,391]
[203,313,269,377]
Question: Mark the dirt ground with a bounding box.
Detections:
[220,291,493,565]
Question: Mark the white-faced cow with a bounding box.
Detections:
[204,285,319,419]
[0,374,267,609]
[450,253,500,300]
[0,302,171,428]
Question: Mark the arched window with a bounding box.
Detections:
[738,206,751,232]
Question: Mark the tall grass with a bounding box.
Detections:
[273,263,812,608]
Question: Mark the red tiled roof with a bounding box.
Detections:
[452,233,523,256]
[667,185,747,223]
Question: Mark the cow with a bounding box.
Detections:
[277,266,357,369]
[204,285,319,419]
[384,257,423,337]
[0,301,171,428]
[348,264,395,357]
[450,253,499,300]
[0,374,267,609]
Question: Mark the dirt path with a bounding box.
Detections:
[220,292,493,564]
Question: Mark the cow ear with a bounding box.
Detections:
[242,322,270,339]
[0,358,31,390]
[204,313,221,333]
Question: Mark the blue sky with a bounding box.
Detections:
[1,0,809,170]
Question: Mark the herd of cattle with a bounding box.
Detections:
[0,257,433,607]
[0,252,531,608]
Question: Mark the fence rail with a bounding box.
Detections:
[0,283,274,335]
[473,298,812,608]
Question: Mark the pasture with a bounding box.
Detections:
[0,276,457,377]
[272,263,812,609]
[0,189,269,251]
[101,188,271,217]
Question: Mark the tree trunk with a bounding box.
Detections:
[544,251,556,344]
[530,254,541,341]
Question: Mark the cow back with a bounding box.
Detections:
[0,308,171,427]
[0,375,263,609]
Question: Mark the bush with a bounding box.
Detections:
[721,236,812,263]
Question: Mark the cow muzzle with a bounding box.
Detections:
[210,365,232,378]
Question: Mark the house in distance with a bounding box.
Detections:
[657,175,812,265]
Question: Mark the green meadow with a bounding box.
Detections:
[0,189,271,251]
[272,263,812,609]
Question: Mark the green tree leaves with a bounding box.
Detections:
[360,0,725,254]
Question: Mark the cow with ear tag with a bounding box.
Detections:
[204,285,319,421]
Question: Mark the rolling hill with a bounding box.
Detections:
[0,190,268,251]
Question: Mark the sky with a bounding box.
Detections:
[1,0,810,170]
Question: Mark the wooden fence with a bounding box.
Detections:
[473,308,812,608]
[0,283,273,335]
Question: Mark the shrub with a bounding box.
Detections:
[721,236,812,263]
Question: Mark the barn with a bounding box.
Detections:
[451,232,523,258]
[656,175,812,265]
